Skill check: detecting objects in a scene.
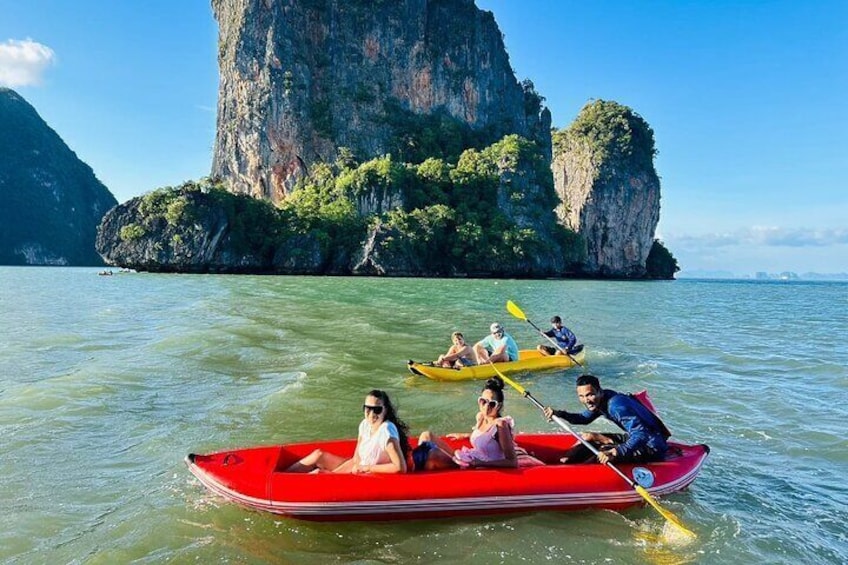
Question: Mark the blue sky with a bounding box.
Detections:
[1,1,846,275]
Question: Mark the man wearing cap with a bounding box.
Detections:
[473,322,520,364]
[537,316,582,356]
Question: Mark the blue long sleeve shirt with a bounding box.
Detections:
[557,389,668,459]
[543,326,577,350]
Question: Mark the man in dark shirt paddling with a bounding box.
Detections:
[543,374,669,464]
[537,315,582,356]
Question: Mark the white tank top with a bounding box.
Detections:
[356,420,399,466]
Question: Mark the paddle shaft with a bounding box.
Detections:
[518,386,636,487]
[490,365,632,483]
[493,364,696,538]
[505,300,584,367]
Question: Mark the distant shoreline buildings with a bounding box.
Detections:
[755,271,799,281]
[678,270,848,281]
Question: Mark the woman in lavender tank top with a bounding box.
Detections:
[413,376,543,471]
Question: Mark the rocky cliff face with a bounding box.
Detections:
[97,189,276,273]
[552,100,660,278]
[96,153,579,278]
[97,6,668,279]
[211,0,549,203]
[0,88,117,266]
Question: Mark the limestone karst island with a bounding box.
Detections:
[2,0,679,279]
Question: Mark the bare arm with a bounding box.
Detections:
[441,344,464,363]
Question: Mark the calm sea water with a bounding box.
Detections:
[1,267,846,564]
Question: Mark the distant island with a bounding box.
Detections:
[678,270,848,281]
[0,88,116,265]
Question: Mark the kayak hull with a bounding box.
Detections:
[186,434,709,522]
[408,349,585,381]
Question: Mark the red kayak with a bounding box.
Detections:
[186,434,709,522]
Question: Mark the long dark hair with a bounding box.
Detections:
[482,376,505,417]
[367,389,410,459]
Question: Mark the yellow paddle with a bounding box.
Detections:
[486,360,697,539]
[506,300,584,367]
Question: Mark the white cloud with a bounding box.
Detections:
[662,226,848,274]
[667,226,848,249]
[749,226,848,247]
[0,39,56,87]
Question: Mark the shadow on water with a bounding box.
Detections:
[161,498,712,564]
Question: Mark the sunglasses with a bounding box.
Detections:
[363,404,384,415]
[477,397,500,410]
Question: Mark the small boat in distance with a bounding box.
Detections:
[186,433,708,522]
[407,348,586,381]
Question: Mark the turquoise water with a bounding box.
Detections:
[1,267,846,563]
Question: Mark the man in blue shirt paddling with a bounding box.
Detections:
[543,374,669,464]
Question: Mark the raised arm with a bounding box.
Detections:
[442,344,472,363]
[543,406,598,425]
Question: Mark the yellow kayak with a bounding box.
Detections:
[407,348,585,381]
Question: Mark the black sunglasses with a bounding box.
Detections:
[363,404,384,415]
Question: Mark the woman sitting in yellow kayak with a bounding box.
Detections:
[433,331,476,368]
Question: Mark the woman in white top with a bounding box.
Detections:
[413,376,542,471]
[286,389,409,474]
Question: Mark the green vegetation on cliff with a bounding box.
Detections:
[646,239,680,279]
[289,134,582,274]
[553,100,657,178]
[0,88,117,265]
[124,179,295,262]
[381,100,501,165]
[117,134,583,276]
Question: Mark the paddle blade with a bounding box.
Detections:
[506,300,527,321]
[635,485,697,539]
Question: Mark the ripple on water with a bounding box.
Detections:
[1,272,847,563]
